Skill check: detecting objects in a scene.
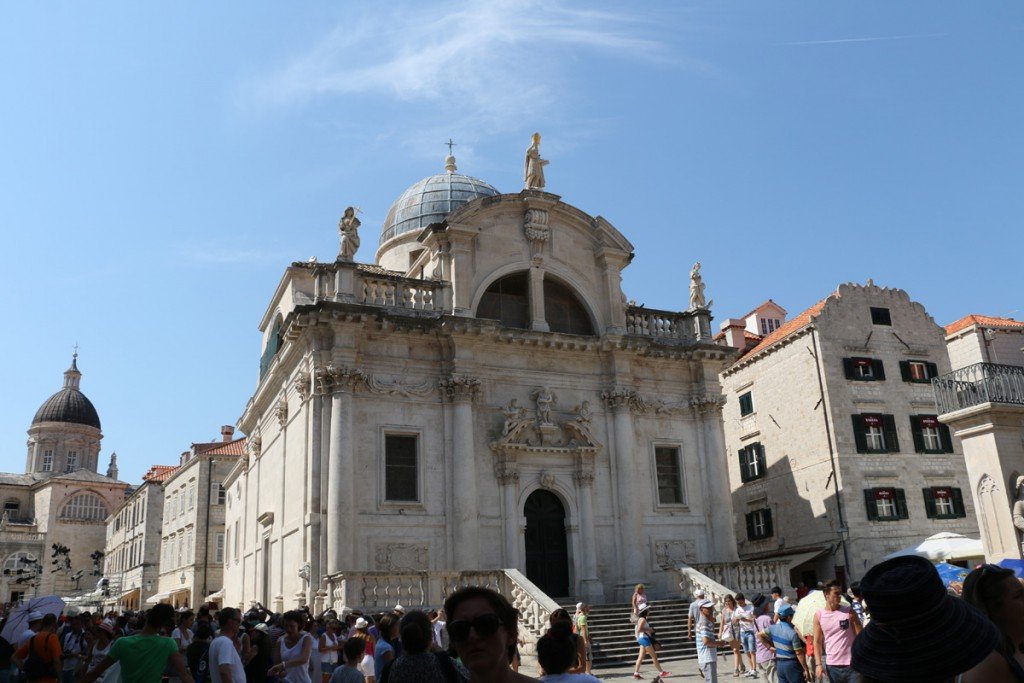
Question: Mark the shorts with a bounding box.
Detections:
[740,631,756,653]
[637,635,653,648]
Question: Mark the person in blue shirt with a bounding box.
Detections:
[757,605,809,683]
[694,601,730,682]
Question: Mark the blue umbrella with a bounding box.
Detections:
[998,559,1024,578]
[934,562,970,587]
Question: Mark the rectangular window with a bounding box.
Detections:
[900,360,939,383]
[759,318,780,335]
[910,415,953,454]
[852,414,900,453]
[211,483,225,506]
[186,531,193,563]
[42,450,53,472]
[654,446,684,504]
[746,508,773,540]
[738,392,754,417]
[215,532,225,564]
[65,451,78,472]
[865,488,908,521]
[384,435,418,502]
[870,307,892,325]
[739,443,767,483]
[923,487,966,519]
[234,520,240,563]
[843,358,885,381]
[175,536,182,567]
[188,485,195,510]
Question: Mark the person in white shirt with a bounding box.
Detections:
[19,612,44,648]
[770,587,785,623]
[209,608,246,683]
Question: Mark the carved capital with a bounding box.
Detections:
[690,395,726,416]
[294,371,311,401]
[276,397,289,427]
[601,385,637,411]
[440,375,481,403]
[313,367,334,396]
[573,469,595,488]
[574,451,595,487]
[493,451,519,486]
[244,430,262,469]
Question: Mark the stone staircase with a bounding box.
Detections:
[561,598,697,668]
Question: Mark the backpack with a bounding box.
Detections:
[23,634,58,682]
[378,652,462,683]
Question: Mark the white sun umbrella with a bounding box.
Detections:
[1,595,65,644]
[881,532,984,562]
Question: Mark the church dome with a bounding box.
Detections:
[31,356,101,429]
[379,155,499,245]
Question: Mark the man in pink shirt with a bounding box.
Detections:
[813,579,862,682]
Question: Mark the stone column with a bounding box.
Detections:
[494,450,520,567]
[529,267,549,332]
[442,375,481,569]
[325,367,364,575]
[574,452,604,602]
[695,397,738,562]
[602,386,644,592]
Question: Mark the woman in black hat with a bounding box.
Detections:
[962,564,1024,680]
[850,555,1009,682]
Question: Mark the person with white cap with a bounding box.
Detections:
[573,603,592,675]
[695,600,731,683]
[19,612,45,648]
[687,590,707,640]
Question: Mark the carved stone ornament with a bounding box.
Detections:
[328,364,367,392]
[573,450,596,488]
[374,543,429,571]
[338,206,361,262]
[276,397,289,427]
[294,371,311,401]
[494,451,519,486]
[601,385,638,411]
[365,374,435,397]
[689,395,726,415]
[654,539,698,569]
[524,207,549,261]
[539,472,557,490]
[439,375,481,402]
[297,562,311,583]
[532,386,556,424]
[314,366,335,396]
[245,429,262,467]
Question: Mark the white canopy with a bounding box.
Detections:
[881,532,984,562]
[145,591,172,605]
[204,589,224,602]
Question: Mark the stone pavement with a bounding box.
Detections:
[519,654,723,680]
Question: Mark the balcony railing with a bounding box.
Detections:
[304,262,452,314]
[625,305,708,343]
[933,363,1024,416]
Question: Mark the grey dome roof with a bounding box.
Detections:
[33,389,101,429]
[380,170,499,245]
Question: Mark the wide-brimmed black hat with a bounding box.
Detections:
[852,555,1000,682]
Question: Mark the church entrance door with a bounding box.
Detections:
[524,490,570,598]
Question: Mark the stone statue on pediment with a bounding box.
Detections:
[502,398,528,436]
[574,401,593,427]
[689,261,712,310]
[338,206,361,262]
[532,386,555,424]
[524,132,549,190]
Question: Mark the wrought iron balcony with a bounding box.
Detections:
[933,362,1024,416]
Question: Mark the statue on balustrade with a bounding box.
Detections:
[338,206,361,262]
[689,261,712,310]
[524,132,549,190]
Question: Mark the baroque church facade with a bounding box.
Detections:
[0,357,127,604]
[223,143,737,611]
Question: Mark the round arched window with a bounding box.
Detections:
[60,492,108,521]
[477,272,530,329]
[544,277,594,336]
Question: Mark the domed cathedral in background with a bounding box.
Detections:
[0,354,128,604]
[224,137,737,616]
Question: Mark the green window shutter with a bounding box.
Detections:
[895,489,909,519]
[899,361,912,382]
[745,512,755,540]
[739,449,749,483]
[952,488,966,517]
[926,362,939,380]
[764,509,774,537]
[852,415,868,454]
[882,414,900,453]
[939,424,954,453]
[922,488,937,519]
[864,489,878,521]
[872,359,886,381]
[757,445,767,479]
[843,358,855,379]
[910,415,925,453]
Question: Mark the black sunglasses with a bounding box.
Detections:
[447,613,502,642]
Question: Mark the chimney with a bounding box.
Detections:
[719,318,747,349]
[221,425,235,442]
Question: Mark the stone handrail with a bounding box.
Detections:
[934,362,1024,416]
[323,568,557,642]
[306,261,452,313]
[625,305,712,343]
[675,563,738,612]
[676,560,790,610]
[0,530,46,543]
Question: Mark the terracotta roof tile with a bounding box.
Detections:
[944,314,1024,336]
[196,438,246,457]
[737,297,832,361]
[143,465,178,483]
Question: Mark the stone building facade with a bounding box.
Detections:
[718,283,978,583]
[0,356,127,604]
[935,315,1024,562]
[222,150,737,612]
[153,428,241,608]
[102,465,174,610]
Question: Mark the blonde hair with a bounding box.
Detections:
[634,584,644,593]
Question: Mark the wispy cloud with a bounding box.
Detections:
[783,33,946,46]
[244,1,701,138]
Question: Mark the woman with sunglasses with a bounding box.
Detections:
[443,587,538,682]
[961,564,1024,680]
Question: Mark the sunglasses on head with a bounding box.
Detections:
[447,613,502,643]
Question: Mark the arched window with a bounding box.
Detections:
[60,492,108,521]
[543,277,594,335]
[259,317,284,379]
[3,551,37,573]
[477,272,530,329]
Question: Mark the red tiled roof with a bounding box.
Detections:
[944,314,1024,336]
[740,299,786,321]
[737,297,832,361]
[195,438,246,457]
[713,329,763,343]
[143,465,178,483]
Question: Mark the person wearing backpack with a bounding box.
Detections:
[186,624,214,683]
[59,614,86,683]
[80,605,193,683]
[13,614,61,683]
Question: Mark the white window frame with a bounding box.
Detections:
[65,451,78,472]
[378,427,425,508]
[909,361,929,381]
[42,450,53,472]
[188,482,196,510]
[922,424,942,451]
[934,490,955,517]
[751,509,769,537]
[743,445,762,480]
[865,424,885,451]
[215,532,225,563]
[234,520,240,564]
[876,494,896,518]
[211,482,225,506]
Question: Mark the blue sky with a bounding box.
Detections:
[1,2,1021,484]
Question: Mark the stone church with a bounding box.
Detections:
[223,141,737,612]
[0,356,127,604]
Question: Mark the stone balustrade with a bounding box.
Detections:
[305,261,452,313]
[625,306,710,343]
[676,560,790,609]
[323,568,559,643]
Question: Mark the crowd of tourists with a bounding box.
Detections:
[3,555,1024,683]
